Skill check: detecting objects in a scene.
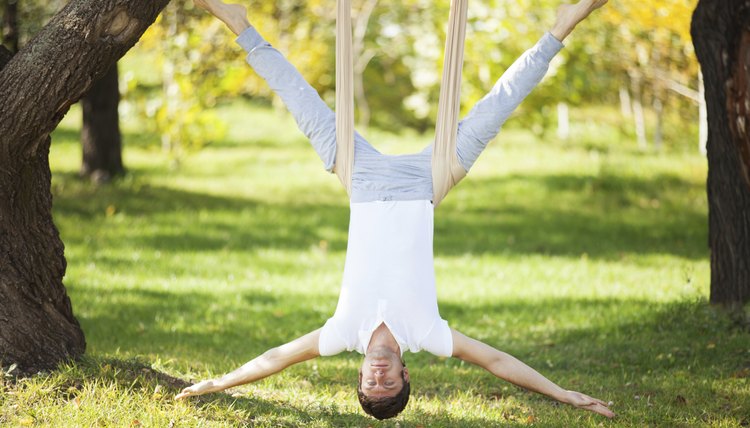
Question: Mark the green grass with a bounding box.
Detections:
[2,101,748,427]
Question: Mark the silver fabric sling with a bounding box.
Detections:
[335,0,468,206]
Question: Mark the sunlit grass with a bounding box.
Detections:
[2,101,747,427]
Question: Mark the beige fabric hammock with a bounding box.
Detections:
[334,0,469,207]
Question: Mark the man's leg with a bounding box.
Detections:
[195,0,339,171]
[454,0,608,172]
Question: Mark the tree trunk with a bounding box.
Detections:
[619,86,632,118]
[0,0,170,374]
[630,78,648,150]
[80,64,124,182]
[1,0,19,53]
[557,102,570,140]
[692,0,750,308]
[653,98,663,151]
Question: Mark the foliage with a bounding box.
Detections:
[1,0,66,47]
[0,101,746,426]
[123,1,227,163]
[599,0,700,106]
[2,0,700,148]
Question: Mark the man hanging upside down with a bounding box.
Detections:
[176,0,615,420]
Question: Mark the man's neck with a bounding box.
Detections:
[366,322,400,355]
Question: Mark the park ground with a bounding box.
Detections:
[1,100,748,427]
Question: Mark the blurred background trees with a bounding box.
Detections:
[121,0,702,152]
[2,0,701,153]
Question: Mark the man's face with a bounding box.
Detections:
[359,348,410,397]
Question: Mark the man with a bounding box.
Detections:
[176,0,615,420]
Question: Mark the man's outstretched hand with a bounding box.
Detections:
[175,379,222,400]
[563,390,616,418]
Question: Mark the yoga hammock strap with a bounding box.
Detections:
[431,0,469,207]
[335,0,468,206]
[335,0,355,195]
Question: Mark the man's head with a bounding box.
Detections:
[357,347,411,420]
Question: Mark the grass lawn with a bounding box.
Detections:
[1,101,748,427]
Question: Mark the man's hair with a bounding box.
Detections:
[357,368,410,420]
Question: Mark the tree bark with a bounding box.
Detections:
[80,64,124,182]
[0,0,170,374]
[692,0,750,308]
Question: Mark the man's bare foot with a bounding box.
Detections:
[550,0,608,41]
[194,0,249,36]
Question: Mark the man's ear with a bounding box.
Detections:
[402,367,410,382]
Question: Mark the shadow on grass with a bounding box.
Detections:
[52,169,706,261]
[49,356,380,427]
[51,172,351,254]
[437,172,707,260]
[51,127,81,145]
[69,282,749,425]
[71,286,336,363]
[52,124,167,151]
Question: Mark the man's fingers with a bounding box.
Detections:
[568,391,615,418]
[175,388,195,400]
[596,404,616,418]
[579,393,611,408]
[585,396,609,407]
[588,402,616,418]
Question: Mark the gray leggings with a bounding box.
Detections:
[236,26,563,202]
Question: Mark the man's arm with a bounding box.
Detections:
[175,328,322,399]
[451,329,615,418]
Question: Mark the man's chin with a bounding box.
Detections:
[366,346,396,359]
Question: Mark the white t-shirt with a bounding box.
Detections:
[319,199,453,357]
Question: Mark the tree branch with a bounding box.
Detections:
[0,0,170,162]
[653,69,700,103]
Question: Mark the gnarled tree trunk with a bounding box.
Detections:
[692,0,750,308]
[0,0,170,374]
